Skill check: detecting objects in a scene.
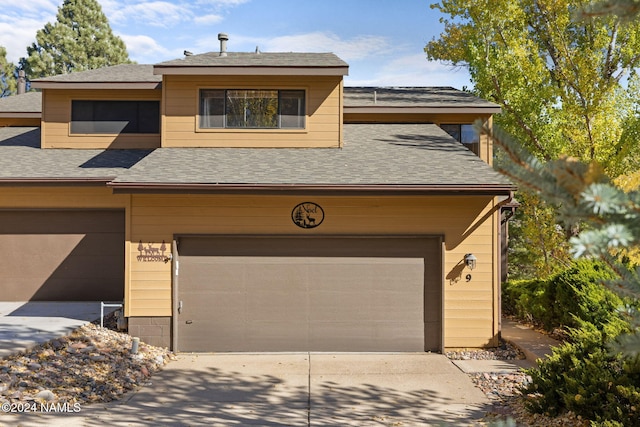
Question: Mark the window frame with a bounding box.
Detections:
[440,123,480,156]
[198,88,307,131]
[70,100,161,135]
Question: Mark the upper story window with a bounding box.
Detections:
[200,89,305,129]
[440,124,480,156]
[71,100,160,134]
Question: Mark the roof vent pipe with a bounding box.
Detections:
[218,33,228,57]
[17,70,26,95]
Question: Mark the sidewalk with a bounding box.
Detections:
[501,318,561,363]
[453,318,561,375]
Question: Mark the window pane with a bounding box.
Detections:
[226,90,277,128]
[138,101,160,134]
[71,101,95,133]
[460,125,478,144]
[71,100,159,134]
[95,101,136,133]
[280,90,305,128]
[440,124,461,141]
[200,90,224,128]
[460,124,480,156]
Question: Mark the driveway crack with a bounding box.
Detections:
[307,352,311,426]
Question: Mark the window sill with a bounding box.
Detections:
[195,128,308,134]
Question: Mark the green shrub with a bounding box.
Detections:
[546,259,620,330]
[503,278,548,323]
[503,259,622,331]
[523,321,640,425]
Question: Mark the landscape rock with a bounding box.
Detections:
[0,323,172,407]
[35,389,55,401]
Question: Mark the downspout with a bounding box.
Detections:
[495,190,515,343]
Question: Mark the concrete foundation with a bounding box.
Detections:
[128,316,172,349]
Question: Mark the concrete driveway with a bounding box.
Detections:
[3,353,491,426]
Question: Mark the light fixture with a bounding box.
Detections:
[464,253,477,270]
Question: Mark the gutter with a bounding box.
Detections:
[0,177,116,186]
[108,182,516,195]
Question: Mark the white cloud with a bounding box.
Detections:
[194,14,224,25]
[261,32,389,61]
[119,34,174,63]
[109,1,189,27]
[346,53,473,89]
[0,16,54,63]
[195,0,250,6]
[0,0,57,13]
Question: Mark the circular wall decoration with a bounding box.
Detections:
[292,202,324,229]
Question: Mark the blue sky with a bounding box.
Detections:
[0,0,472,88]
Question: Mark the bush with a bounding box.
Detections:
[547,259,620,330]
[506,259,640,424]
[523,321,640,426]
[503,278,548,323]
[503,259,621,331]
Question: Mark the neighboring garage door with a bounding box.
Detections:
[176,236,442,352]
[0,210,125,301]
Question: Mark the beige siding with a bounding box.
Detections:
[41,89,161,149]
[162,75,342,148]
[129,194,501,347]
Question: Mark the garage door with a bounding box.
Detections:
[176,236,442,352]
[0,210,125,301]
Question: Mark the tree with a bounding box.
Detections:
[20,0,131,79]
[425,0,640,278]
[426,0,640,170]
[0,47,16,97]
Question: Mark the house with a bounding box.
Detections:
[0,35,515,352]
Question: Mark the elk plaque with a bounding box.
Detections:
[292,202,324,229]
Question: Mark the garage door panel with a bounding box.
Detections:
[0,210,124,301]
[177,236,442,352]
[309,322,424,352]
[248,291,307,321]
[244,261,309,292]
[182,291,247,322]
[246,321,309,351]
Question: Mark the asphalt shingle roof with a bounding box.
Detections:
[155,52,349,69]
[0,125,512,188]
[343,87,500,109]
[0,92,42,113]
[31,64,161,84]
[0,127,151,179]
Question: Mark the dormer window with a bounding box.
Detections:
[71,100,160,134]
[199,89,305,129]
[440,124,480,156]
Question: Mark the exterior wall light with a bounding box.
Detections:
[464,253,477,270]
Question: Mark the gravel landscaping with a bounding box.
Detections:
[447,343,589,426]
[0,321,173,408]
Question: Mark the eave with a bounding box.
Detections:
[0,177,115,186]
[108,182,515,196]
[153,66,349,76]
[30,82,162,90]
[344,106,502,114]
[0,113,41,118]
